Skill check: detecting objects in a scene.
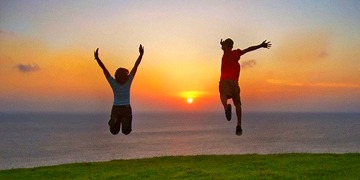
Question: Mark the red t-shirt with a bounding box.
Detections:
[220,48,242,81]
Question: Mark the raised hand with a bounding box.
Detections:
[260,40,272,49]
[139,44,144,55]
[94,48,99,60]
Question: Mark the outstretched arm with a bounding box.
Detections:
[94,48,111,79]
[241,40,271,56]
[130,44,144,76]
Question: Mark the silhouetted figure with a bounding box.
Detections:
[94,45,144,135]
[219,38,271,136]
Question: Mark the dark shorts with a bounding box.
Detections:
[219,79,241,105]
[109,105,132,135]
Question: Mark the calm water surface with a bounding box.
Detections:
[1,112,359,169]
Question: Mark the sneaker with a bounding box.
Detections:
[225,104,231,121]
[236,125,242,136]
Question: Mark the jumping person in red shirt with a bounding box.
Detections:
[219,38,271,136]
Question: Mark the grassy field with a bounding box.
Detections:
[0,153,359,179]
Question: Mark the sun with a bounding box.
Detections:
[178,91,209,104]
[187,98,194,104]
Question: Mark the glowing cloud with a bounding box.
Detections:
[241,60,256,69]
[15,63,41,72]
[178,91,210,98]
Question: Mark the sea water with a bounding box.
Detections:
[1,112,359,170]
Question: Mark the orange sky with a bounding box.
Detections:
[1,1,360,113]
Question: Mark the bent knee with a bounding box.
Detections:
[234,102,241,107]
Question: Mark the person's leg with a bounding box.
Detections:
[219,80,232,121]
[109,106,121,135]
[231,81,242,136]
[220,94,228,110]
[221,94,231,121]
[121,105,132,135]
[234,102,242,136]
[234,102,242,126]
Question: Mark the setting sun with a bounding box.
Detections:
[187,98,193,104]
[179,91,210,105]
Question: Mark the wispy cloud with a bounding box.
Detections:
[241,60,256,69]
[15,63,41,72]
[267,79,359,88]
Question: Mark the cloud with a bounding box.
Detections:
[319,50,328,58]
[15,63,41,72]
[241,60,256,69]
[267,79,359,88]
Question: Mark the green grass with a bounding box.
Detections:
[1,154,359,179]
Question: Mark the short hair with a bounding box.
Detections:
[115,67,129,84]
[224,38,234,48]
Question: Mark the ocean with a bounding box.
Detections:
[1,112,359,170]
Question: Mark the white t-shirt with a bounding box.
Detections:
[107,74,134,106]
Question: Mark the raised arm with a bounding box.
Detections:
[130,44,144,76]
[94,48,111,79]
[241,40,271,56]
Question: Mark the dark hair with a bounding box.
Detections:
[224,38,234,49]
[115,68,129,84]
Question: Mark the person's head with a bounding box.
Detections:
[115,67,129,84]
[223,38,234,49]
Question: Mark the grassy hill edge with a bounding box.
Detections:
[1,153,359,179]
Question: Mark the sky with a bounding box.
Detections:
[1,0,360,113]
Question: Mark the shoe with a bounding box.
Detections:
[225,104,231,121]
[236,125,242,136]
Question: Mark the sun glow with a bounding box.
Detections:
[178,91,210,104]
[187,98,194,104]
